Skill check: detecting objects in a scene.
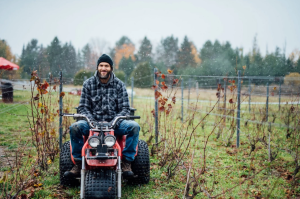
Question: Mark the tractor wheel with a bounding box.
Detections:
[128,140,150,185]
[85,169,117,199]
[59,141,78,187]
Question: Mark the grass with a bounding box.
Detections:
[0,88,299,198]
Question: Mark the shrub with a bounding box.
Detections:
[114,70,126,82]
[74,69,93,85]
[284,72,300,87]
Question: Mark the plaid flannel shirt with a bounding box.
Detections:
[77,71,130,126]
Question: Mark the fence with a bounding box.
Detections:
[1,70,300,158]
[150,70,299,163]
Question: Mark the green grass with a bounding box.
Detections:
[0,89,299,198]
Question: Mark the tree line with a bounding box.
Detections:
[1,36,300,85]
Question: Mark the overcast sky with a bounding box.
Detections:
[1,0,299,57]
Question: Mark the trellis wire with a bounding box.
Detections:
[2,69,300,151]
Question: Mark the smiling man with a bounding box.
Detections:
[64,54,140,178]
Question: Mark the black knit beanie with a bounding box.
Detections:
[97,54,113,70]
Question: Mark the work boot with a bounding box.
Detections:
[122,159,134,178]
[64,162,82,178]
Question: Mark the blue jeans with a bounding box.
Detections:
[69,120,140,162]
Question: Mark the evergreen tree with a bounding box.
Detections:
[109,47,116,61]
[47,37,63,76]
[262,47,286,76]
[177,36,195,69]
[199,40,238,76]
[131,62,152,88]
[76,50,84,71]
[19,39,40,78]
[296,58,300,73]
[0,40,8,59]
[82,44,94,70]
[246,36,264,79]
[156,35,179,72]
[61,43,77,78]
[119,56,135,78]
[116,36,132,47]
[137,36,152,64]
[36,45,50,78]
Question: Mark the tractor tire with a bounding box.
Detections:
[85,169,117,199]
[128,140,150,185]
[59,141,78,187]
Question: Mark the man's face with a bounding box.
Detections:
[98,62,111,79]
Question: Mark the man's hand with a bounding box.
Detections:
[90,120,98,127]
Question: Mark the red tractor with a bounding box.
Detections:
[59,114,150,199]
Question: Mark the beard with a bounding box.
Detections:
[99,70,111,79]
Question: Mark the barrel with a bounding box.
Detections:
[1,82,13,103]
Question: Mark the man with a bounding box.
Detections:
[64,54,139,178]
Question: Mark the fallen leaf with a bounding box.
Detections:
[33,183,43,187]
[241,174,247,178]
